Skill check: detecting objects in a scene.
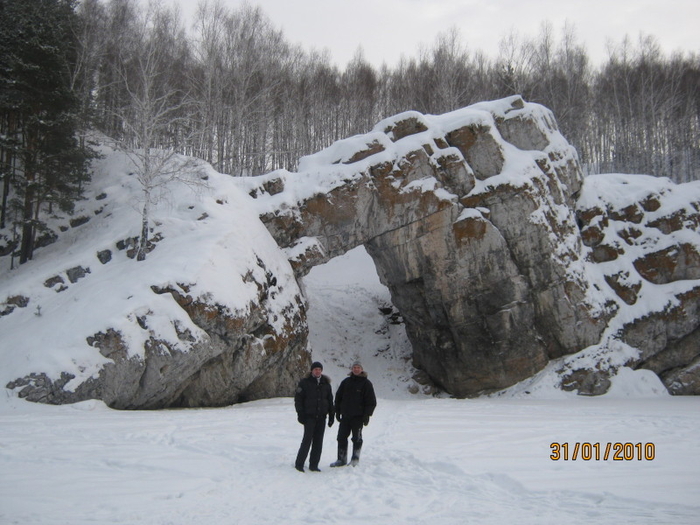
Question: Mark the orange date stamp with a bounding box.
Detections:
[550,442,655,461]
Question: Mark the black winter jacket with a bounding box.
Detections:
[334,372,377,419]
[295,374,334,420]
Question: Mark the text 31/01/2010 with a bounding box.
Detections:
[550,442,655,461]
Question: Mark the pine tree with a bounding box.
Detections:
[0,0,97,264]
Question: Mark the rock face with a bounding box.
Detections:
[575,174,700,395]
[245,96,700,396]
[244,96,617,396]
[7,282,308,409]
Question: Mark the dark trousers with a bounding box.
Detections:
[337,416,363,453]
[295,416,326,469]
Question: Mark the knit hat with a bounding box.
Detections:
[352,361,362,368]
[311,361,323,371]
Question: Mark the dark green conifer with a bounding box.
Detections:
[0,0,97,264]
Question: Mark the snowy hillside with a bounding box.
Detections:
[0,145,307,406]
[5,97,700,404]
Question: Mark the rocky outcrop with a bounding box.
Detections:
[243,96,615,396]
[6,262,309,410]
[244,96,700,396]
[575,174,700,394]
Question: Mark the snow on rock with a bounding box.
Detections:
[243,96,700,397]
[244,96,610,396]
[574,173,700,394]
[1,146,310,408]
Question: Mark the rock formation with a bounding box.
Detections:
[243,96,604,395]
[3,96,699,406]
[574,174,700,395]
[2,156,310,409]
[244,95,700,396]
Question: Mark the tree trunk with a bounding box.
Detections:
[19,182,35,264]
[1,149,10,229]
[137,189,150,261]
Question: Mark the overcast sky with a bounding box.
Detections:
[170,0,700,68]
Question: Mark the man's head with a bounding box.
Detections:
[311,361,323,378]
[351,362,363,376]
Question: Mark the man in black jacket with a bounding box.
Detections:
[331,362,377,467]
[294,361,334,472]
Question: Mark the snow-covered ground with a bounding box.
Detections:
[1,247,699,524]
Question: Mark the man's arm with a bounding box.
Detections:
[334,380,345,421]
[294,380,305,421]
[364,380,377,417]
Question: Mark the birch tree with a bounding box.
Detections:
[116,2,201,261]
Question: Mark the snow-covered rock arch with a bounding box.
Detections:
[240,96,607,396]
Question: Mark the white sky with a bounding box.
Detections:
[170,0,700,68]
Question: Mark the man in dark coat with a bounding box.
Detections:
[331,362,377,467]
[294,361,334,472]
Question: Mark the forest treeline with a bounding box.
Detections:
[2,0,699,263]
[76,0,700,181]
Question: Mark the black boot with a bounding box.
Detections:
[350,444,362,467]
[330,445,347,467]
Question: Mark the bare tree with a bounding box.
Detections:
[66,1,699,191]
[494,29,536,98]
[424,28,475,113]
[115,2,202,261]
[342,48,379,136]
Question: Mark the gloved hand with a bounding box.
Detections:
[363,415,370,426]
[336,413,342,423]
[297,415,304,424]
[328,416,334,428]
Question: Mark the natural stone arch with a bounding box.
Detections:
[244,96,605,396]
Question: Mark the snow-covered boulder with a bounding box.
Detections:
[1,149,310,408]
